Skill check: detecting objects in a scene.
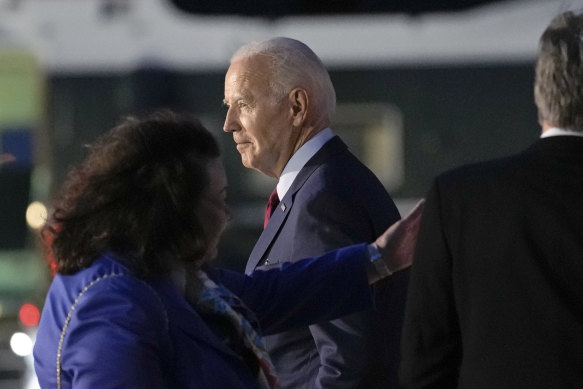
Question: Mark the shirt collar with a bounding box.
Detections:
[277,128,334,199]
[541,127,583,138]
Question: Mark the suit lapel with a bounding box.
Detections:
[245,197,292,273]
[245,136,348,274]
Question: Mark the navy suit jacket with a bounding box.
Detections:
[401,136,583,388]
[247,136,406,388]
[34,245,373,389]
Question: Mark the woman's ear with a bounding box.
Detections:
[289,88,308,127]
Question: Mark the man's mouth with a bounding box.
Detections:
[235,140,251,148]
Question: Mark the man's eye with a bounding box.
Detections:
[239,101,254,109]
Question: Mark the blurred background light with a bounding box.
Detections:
[10,332,34,357]
[19,303,41,327]
[25,201,47,230]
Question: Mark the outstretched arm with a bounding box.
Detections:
[366,200,425,284]
[214,200,425,331]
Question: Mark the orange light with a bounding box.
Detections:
[19,303,41,327]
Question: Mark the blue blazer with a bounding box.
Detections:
[33,245,372,389]
[248,136,406,388]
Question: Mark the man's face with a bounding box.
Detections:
[223,55,294,178]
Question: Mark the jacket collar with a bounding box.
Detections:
[150,277,242,360]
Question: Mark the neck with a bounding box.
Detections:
[295,126,325,151]
[541,123,555,134]
[269,125,327,179]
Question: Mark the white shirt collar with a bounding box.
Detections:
[277,128,334,199]
[541,127,583,138]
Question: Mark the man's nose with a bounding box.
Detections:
[223,107,239,133]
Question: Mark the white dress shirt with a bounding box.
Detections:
[276,128,335,199]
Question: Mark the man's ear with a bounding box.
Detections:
[289,88,308,127]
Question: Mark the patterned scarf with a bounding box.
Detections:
[190,270,279,389]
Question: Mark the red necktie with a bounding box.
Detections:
[264,188,280,228]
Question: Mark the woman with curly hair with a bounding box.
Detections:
[33,111,421,388]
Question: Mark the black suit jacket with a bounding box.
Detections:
[247,136,406,388]
[401,136,583,388]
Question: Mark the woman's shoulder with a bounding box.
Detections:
[35,253,170,359]
[51,254,142,296]
[45,254,169,328]
[34,254,172,388]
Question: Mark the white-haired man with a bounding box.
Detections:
[223,37,407,388]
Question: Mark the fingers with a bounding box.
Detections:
[406,200,425,223]
[375,199,425,273]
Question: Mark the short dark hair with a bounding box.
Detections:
[535,11,583,131]
[44,110,221,276]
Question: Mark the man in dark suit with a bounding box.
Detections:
[400,11,583,388]
[223,37,407,388]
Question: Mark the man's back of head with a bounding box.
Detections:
[535,11,583,131]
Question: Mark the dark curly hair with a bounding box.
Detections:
[43,110,221,276]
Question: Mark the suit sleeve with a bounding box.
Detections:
[60,276,171,388]
[400,180,462,388]
[212,244,374,334]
